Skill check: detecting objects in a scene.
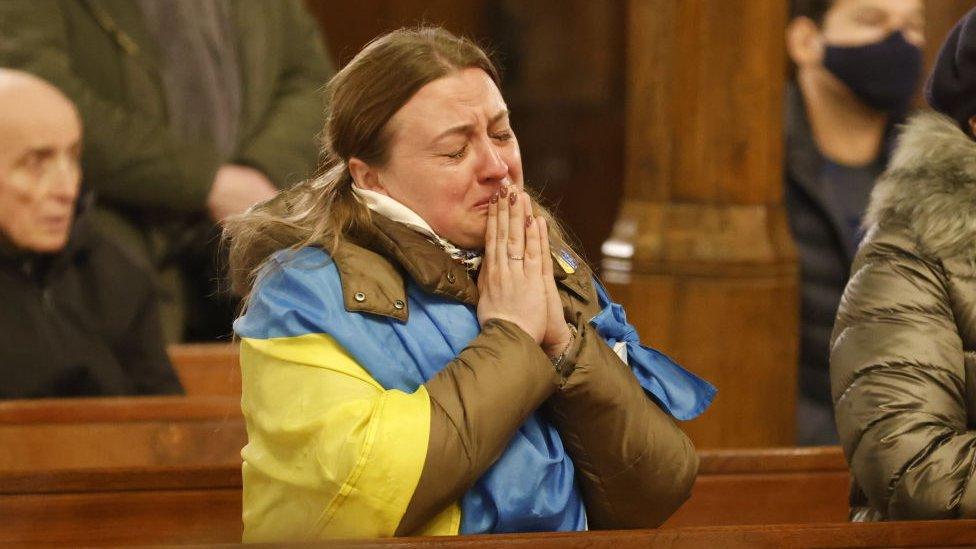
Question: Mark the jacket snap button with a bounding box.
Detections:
[354,292,366,302]
[446,272,456,283]
[393,299,405,310]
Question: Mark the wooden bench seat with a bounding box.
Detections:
[350,521,976,548]
[0,396,244,472]
[0,461,970,549]
[0,466,242,546]
[664,446,850,526]
[0,446,854,545]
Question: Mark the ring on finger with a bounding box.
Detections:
[509,255,524,261]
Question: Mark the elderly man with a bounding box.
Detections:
[0,69,181,399]
[0,1,333,342]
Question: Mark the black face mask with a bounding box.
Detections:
[823,31,923,115]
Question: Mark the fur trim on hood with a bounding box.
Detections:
[865,111,976,259]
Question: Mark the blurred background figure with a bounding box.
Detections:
[785,0,924,446]
[0,1,334,342]
[0,69,181,399]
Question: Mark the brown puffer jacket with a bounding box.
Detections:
[831,111,976,521]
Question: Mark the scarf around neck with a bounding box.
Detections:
[351,185,483,272]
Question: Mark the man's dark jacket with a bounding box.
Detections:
[0,211,182,399]
[784,85,886,444]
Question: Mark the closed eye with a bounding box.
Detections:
[444,144,468,160]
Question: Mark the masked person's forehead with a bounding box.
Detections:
[825,0,923,30]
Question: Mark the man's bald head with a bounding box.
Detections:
[0,69,82,253]
[0,69,80,145]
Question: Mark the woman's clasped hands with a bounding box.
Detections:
[476,185,574,359]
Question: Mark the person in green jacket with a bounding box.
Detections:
[0,1,335,341]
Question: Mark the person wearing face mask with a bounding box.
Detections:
[831,7,976,521]
[0,69,181,399]
[784,0,924,446]
[224,27,714,540]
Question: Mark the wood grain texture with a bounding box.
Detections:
[604,0,796,448]
[0,489,242,546]
[0,395,241,423]
[0,465,240,495]
[0,447,851,545]
[336,521,976,548]
[0,396,244,472]
[305,0,489,65]
[168,343,241,396]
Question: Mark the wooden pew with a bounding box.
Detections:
[0,447,851,545]
[664,446,850,526]
[163,345,851,525]
[0,466,242,546]
[355,521,976,548]
[0,396,244,472]
[350,521,976,548]
[168,343,240,396]
[0,461,971,549]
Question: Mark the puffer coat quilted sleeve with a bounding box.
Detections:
[831,217,976,520]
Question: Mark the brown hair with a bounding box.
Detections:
[224,26,569,298]
[791,0,835,26]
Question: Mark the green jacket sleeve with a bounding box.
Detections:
[0,0,220,213]
[831,221,976,520]
[233,0,334,189]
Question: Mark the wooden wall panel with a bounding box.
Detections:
[924,0,975,74]
[604,0,796,448]
[494,0,626,266]
[305,0,489,65]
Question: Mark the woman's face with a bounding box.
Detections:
[357,67,523,249]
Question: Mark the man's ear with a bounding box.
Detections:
[968,116,976,139]
[348,157,387,195]
[786,16,825,68]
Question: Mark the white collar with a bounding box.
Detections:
[352,185,483,271]
[352,185,441,241]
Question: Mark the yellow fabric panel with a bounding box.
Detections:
[239,333,460,541]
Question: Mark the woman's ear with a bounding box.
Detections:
[348,157,387,195]
[968,116,976,139]
[786,16,825,68]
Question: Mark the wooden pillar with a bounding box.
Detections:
[602,0,796,448]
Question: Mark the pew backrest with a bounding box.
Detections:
[0,396,244,472]
[664,446,850,527]
[168,343,241,396]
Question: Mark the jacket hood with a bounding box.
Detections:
[864,111,976,259]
